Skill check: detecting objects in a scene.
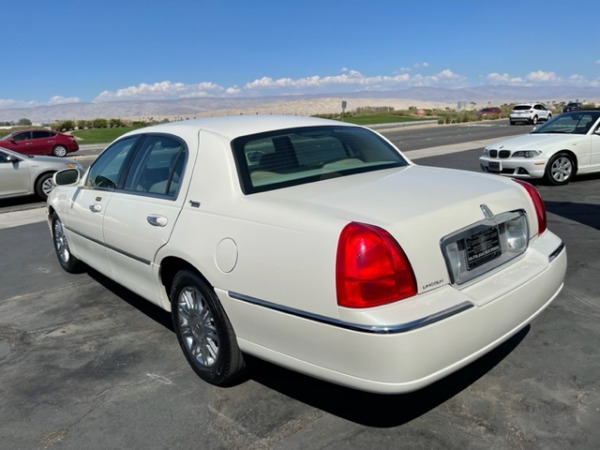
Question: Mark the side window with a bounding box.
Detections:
[32,130,52,139]
[0,152,8,163]
[13,132,31,142]
[87,136,139,189]
[123,135,186,197]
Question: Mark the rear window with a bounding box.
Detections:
[513,105,533,111]
[232,126,408,194]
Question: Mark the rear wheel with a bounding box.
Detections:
[51,212,85,273]
[531,116,538,125]
[52,145,67,157]
[34,172,55,200]
[171,270,246,386]
[545,152,575,185]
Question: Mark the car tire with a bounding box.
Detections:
[531,116,538,125]
[51,212,85,273]
[34,172,55,200]
[545,152,575,185]
[546,114,552,121]
[510,120,515,125]
[171,270,246,386]
[52,145,67,157]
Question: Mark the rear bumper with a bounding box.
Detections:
[221,231,567,393]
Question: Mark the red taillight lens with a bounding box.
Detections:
[513,179,547,235]
[336,222,417,308]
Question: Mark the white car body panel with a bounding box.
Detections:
[47,115,567,393]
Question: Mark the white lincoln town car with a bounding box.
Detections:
[47,115,566,394]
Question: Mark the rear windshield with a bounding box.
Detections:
[232,125,408,194]
[513,105,533,111]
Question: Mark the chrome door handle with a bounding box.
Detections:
[89,203,102,213]
[147,214,168,227]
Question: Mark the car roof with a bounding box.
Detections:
[122,115,356,141]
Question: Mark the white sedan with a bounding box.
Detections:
[47,115,566,394]
[480,110,600,185]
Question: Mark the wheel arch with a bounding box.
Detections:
[35,170,56,186]
[554,149,578,175]
[34,170,57,198]
[160,256,213,303]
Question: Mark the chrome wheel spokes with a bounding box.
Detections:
[551,156,572,183]
[53,220,70,263]
[177,286,219,367]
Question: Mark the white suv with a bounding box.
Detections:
[509,103,552,125]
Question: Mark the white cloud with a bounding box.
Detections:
[243,68,466,93]
[487,70,563,86]
[526,70,559,83]
[486,72,525,85]
[0,98,37,109]
[94,80,226,102]
[48,95,81,105]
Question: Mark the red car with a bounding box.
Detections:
[0,129,79,157]
[477,107,502,116]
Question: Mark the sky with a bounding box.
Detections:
[1,0,599,109]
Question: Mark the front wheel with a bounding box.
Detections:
[171,270,246,386]
[545,152,575,185]
[35,172,55,200]
[51,212,85,273]
[52,145,67,157]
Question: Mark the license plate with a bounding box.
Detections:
[465,227,501,270]
[488,161,501,172]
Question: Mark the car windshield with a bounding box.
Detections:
[531,111,600,135]
[232,125,408,194]
[513,105,532,111]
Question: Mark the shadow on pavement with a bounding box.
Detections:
[246,326,529,427]
[545,201,600,230]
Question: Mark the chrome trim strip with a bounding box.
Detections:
[549,242,565,262]
[229,292,473,334]
[64,225,151,266]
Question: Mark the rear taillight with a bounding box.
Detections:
[336,222,417,308]
[513,179,547,235]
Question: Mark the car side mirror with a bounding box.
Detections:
[6,154,19,163]
[54,168,80,186]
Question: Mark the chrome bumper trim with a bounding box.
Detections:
[229,292,473,334]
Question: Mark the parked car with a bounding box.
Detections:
[480,110,600,185]
[477,107,502,116]
[47,115,566,394]
[509,103,552,125]
[0,147,82,200]
[0,129,79,157]
[563,102,583,113]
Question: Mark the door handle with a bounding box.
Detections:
[147,214,168,227]
[89,203,102,213]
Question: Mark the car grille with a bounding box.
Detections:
[488,150,511,159]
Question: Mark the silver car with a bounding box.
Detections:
[0,146,82,200]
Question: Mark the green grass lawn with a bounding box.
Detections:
[72,127,140,144]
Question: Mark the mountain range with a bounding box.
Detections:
[2,85,599,123]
